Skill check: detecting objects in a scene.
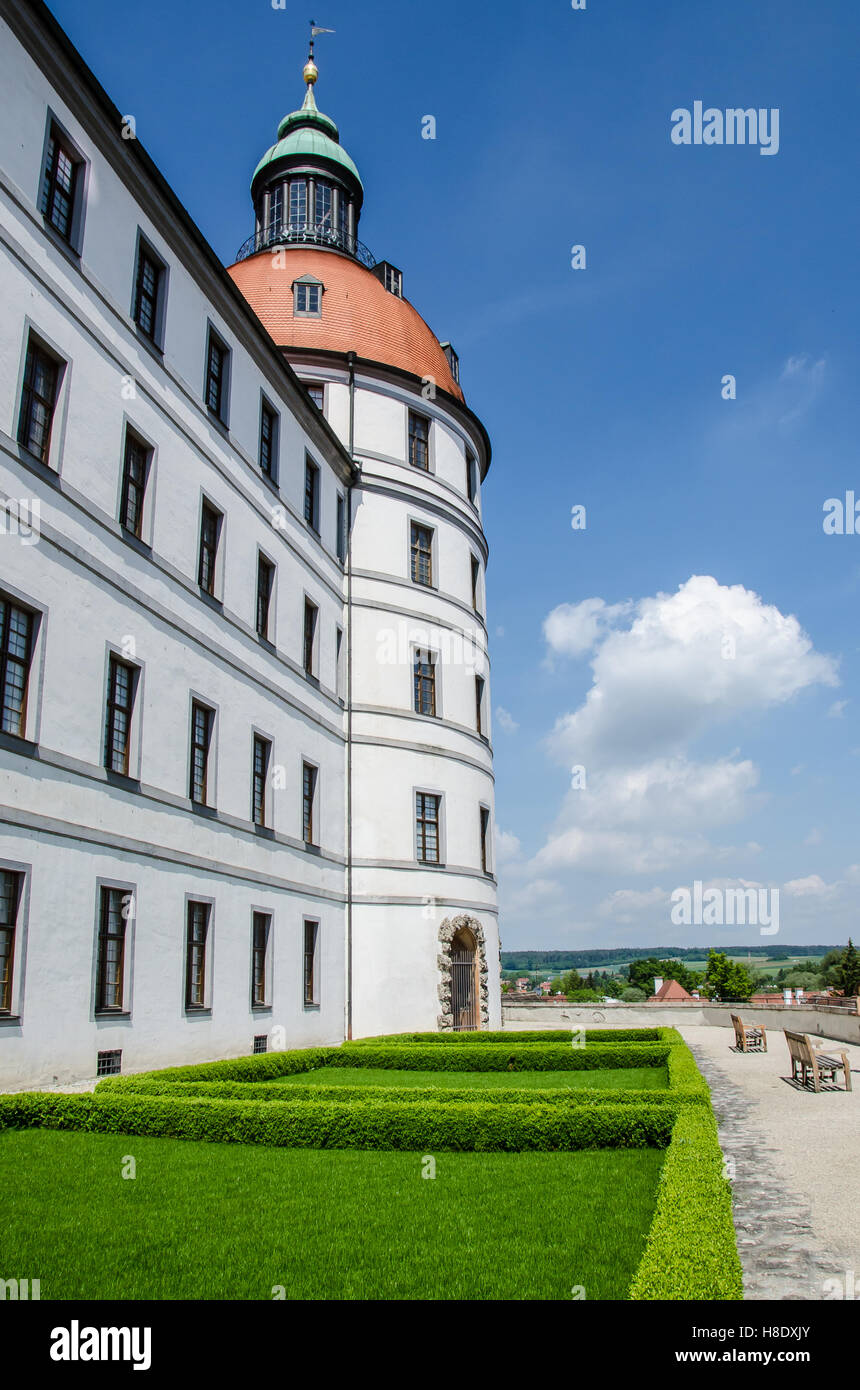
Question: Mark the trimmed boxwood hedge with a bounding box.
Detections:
[94,1077,707,1108]
[95,1047,335,1090]
[0,1090,674,1153]
[1,1031,742,1298]
[350,1029,666,1045]
[328,1043,670,1072]
[629,1102,743,1300]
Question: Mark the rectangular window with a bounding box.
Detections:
[480,807,491,875]
[306,382,324,410]
[96,886,127,1012]
[252,734,271,827]
[185,900,209,1009]
[259,400,278,478]
[256,554,274,640]
[189,701,213,805]
[0,870,22,1015]
[475,675,485,736]
[303,920,318,1006]
[97,1049,122,1077]
[289,180,307,229]
[471,556,481,613]
[384,264,402,297]
[269,184,283,237]
[253,1034,268,1054]
[198,501,221,595]
[466,451,478,504]
[0,598,34,739]
[416,792,441,865]
[104,655,136,776]
[303,599,318,677]
[335,626,344,700]
[251,912,271,1007]
[17,338,61,464]
[205,329,229,421]
[315,183,332,231]
[294,282,322,316]
[413,650,436,717]
[120,430,150,538]
[304,458,319,530]
[302,761,317,845]
[410,522,433,587]
[40,125,80,244]
[132,241,163,342]
[408,411,430,470]
[336,493,346,564]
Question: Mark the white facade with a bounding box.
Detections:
[289,365,500,1037]
[0,0,499,1089]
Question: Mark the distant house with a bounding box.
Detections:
[515,977,531,993]
[647,978,694,1003]
[539,980,553,995]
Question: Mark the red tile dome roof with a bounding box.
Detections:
[227,247,463,401]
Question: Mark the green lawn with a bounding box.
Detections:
[272,1066,668,1090]
[0,1129,663,1300]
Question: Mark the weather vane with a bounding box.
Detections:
[308,19,335,60]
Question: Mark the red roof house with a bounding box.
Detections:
[647,978,694,1003]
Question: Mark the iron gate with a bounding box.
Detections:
[451,947,478,1031]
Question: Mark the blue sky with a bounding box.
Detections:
[49,0,860,951]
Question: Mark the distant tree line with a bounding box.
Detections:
[500,942,860,1004]
[500,946,842,972]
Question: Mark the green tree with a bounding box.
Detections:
[819,949,844,987]
[599,975,624,999]
[837,939,860,997]
[781,970,820,991]
[561,969,585,996]
[620,987,646,1002]
[702,950,755,1002]
[567,988,603,1003]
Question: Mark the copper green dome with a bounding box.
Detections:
[252,84,362,191]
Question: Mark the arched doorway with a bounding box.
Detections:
[450,927,478,1032]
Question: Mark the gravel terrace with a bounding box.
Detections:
[678,1023,860,1300]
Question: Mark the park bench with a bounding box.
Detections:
[784,1029,853,1092]
[731,1014,767,1052]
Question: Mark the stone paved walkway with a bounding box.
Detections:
[679,1025,860,1301]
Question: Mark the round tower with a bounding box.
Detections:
[228,44,500,1034]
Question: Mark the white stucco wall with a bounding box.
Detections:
[0,7,501,1086]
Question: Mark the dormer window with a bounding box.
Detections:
[293,276,323,317]
[441,342,460,384]
[372,261,402,297]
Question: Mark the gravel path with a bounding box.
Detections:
[678,1024,860,1300]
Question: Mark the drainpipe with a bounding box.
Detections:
[345,350,356,1039]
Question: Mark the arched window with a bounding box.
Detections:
[451,927,478,1032]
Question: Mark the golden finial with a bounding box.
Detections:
[306,20,334,85]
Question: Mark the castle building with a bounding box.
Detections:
[0,0,499,1089]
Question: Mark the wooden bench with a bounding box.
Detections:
[731,1014,767,1052]
[784,1030,852,1092]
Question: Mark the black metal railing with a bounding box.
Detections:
[235,222,376,268]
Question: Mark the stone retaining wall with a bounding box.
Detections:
[501,1000,860,1046]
